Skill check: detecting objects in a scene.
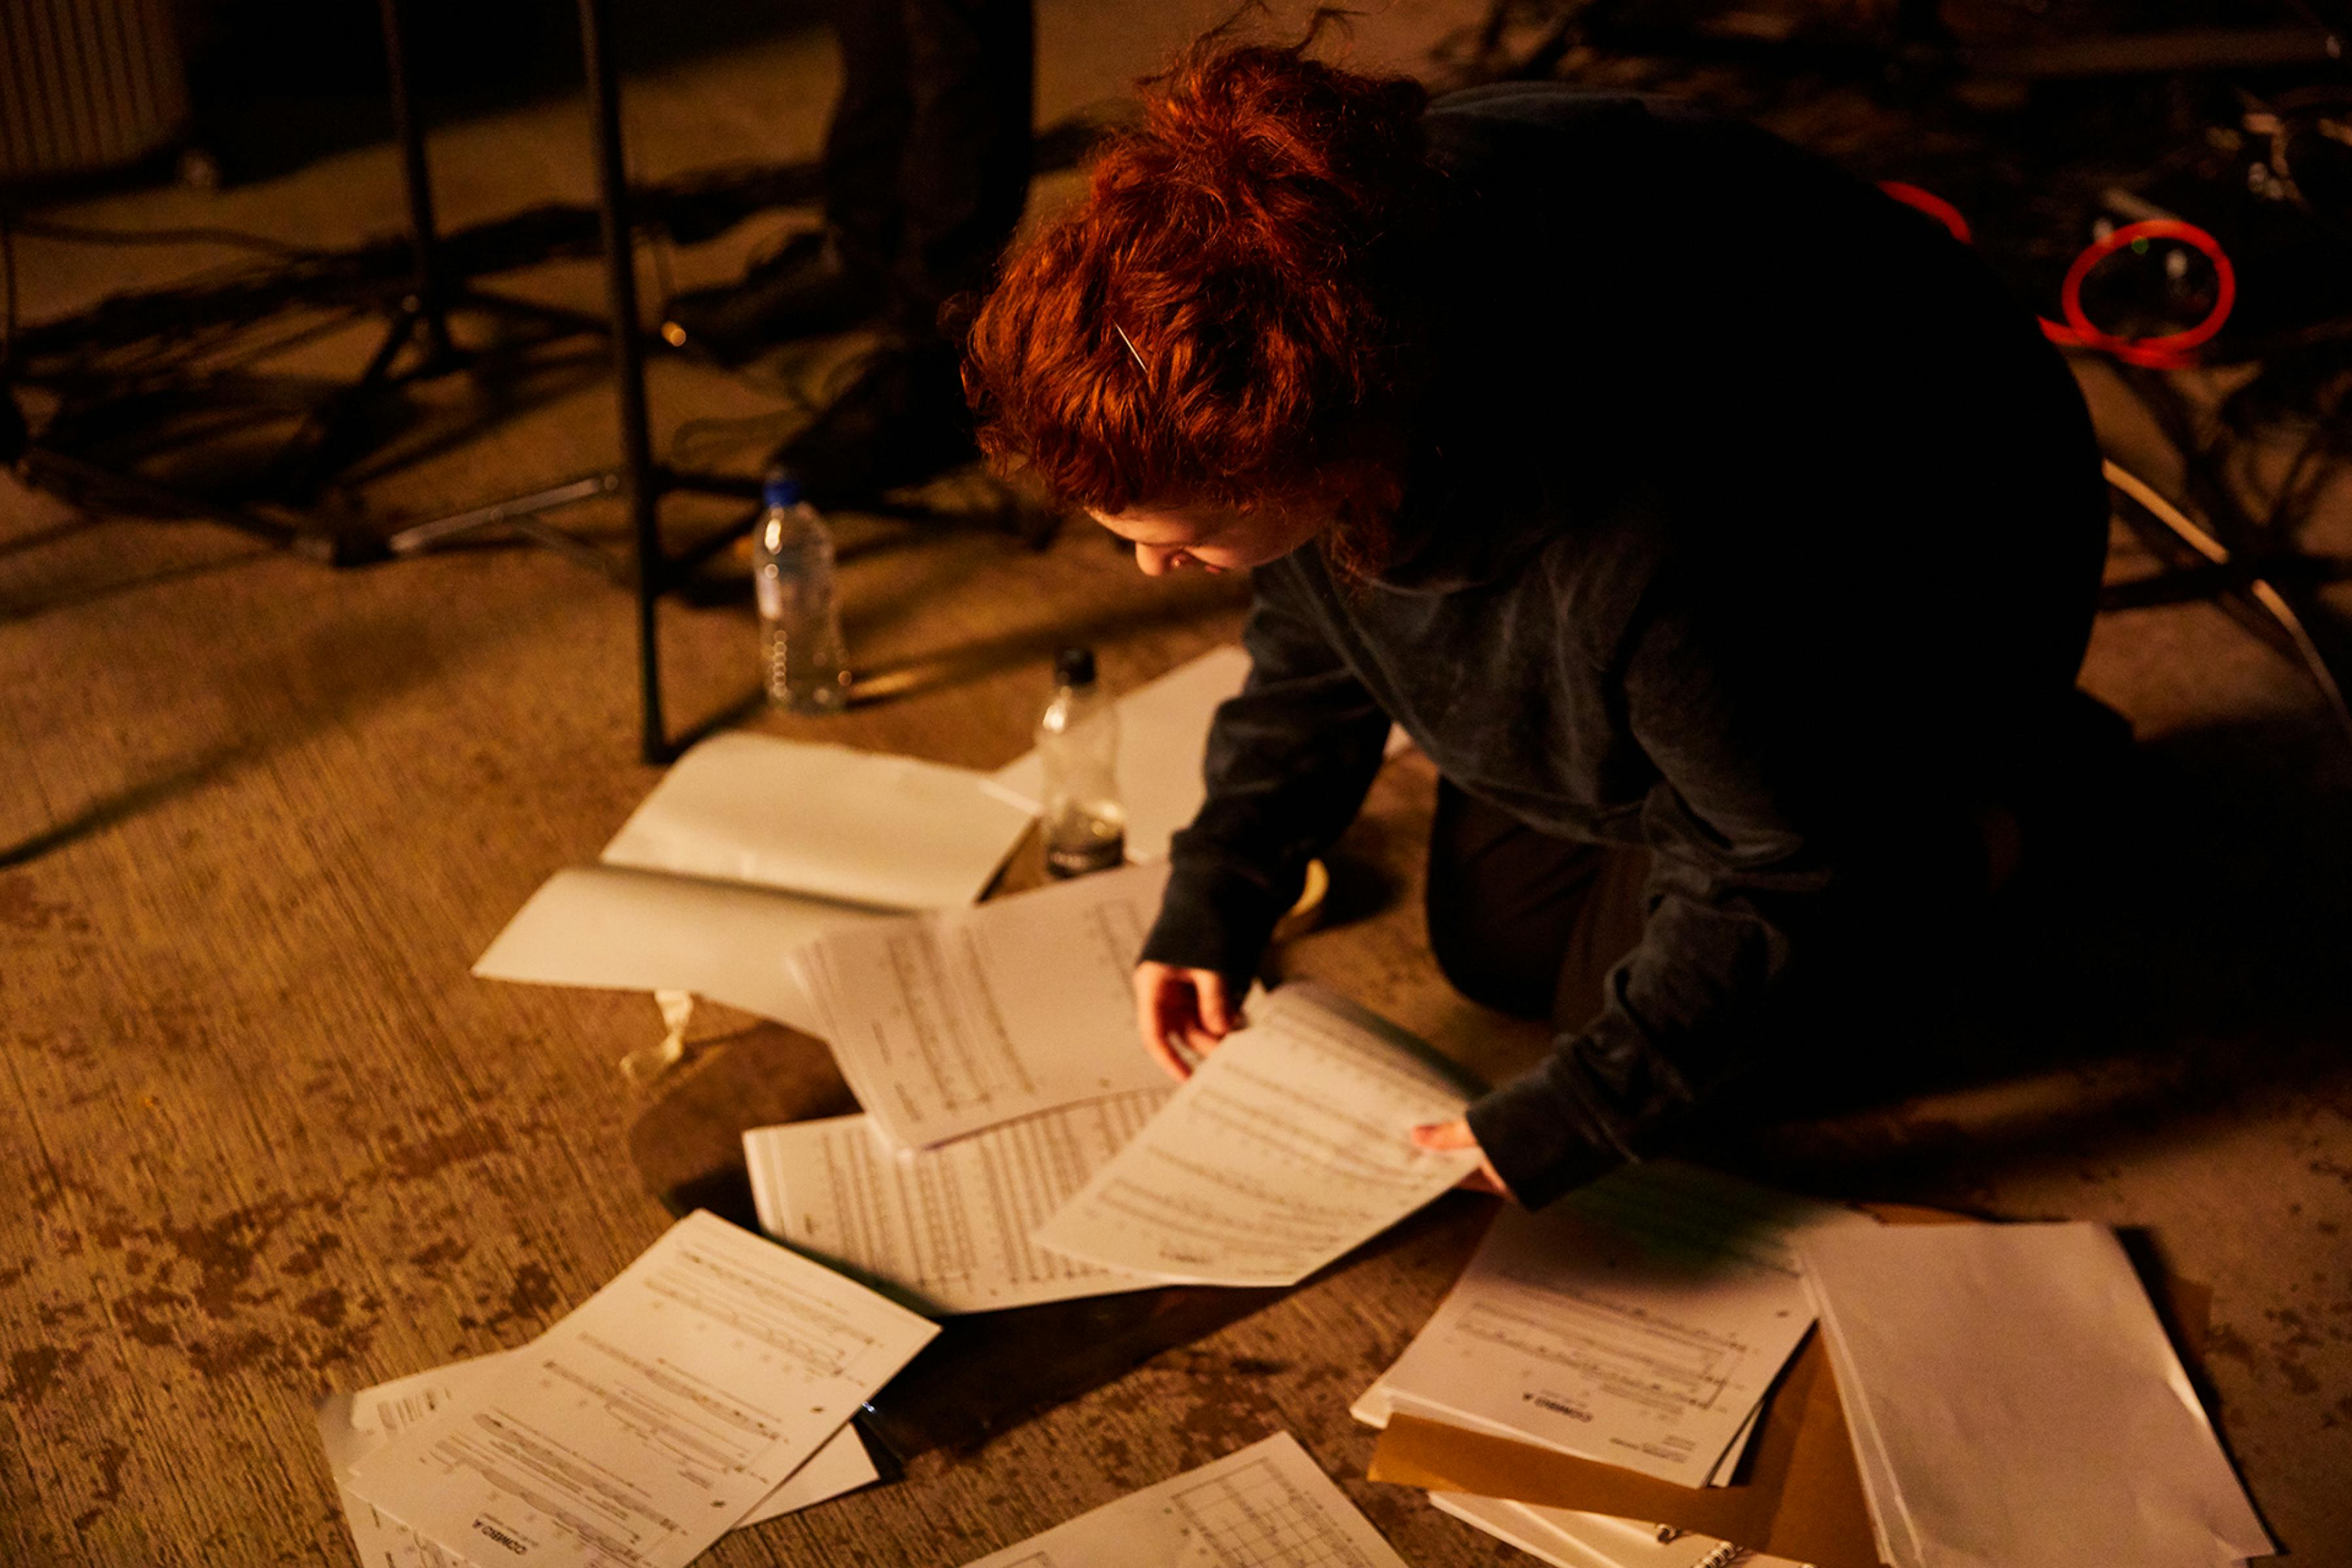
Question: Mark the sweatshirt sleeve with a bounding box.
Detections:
[1465,557,1865,1209]
[1139,564,1395,981]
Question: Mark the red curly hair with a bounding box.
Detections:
[962,39,1432,572]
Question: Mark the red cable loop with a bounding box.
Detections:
[1874,182,2235,370]
[1878,181,1972,244]
[2048,218,2237,368]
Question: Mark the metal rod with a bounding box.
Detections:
[378,0,452,362]
[577,0,670,763]
[2105,459,2352,744]
[21,444,299,549]
[509,514,638,582]
[384,471,620,554]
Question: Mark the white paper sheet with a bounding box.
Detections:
[359,1354,878,1528]
[470,864,892,1037]
[792,860,1174,1150]
[732,1420,879,1526]
[602,733,1032,911]
[1354,1162,1870,1488]
[320,1386,475,1568]
[743,1090,1171,1314]
[956,1433,1410,1568]
[1430,1494,1801,1568]
[1030,982,1482,1288]
[344,1212,935,1568]
[1369,1387,1758,1490]
[1806,1264,1910,1568]
[1799,1221,2274,1568]
[318,1350,876,1566]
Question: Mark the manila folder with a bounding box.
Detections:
[1371,1328,1882,1568]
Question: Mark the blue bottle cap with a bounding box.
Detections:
[762,471,804,508]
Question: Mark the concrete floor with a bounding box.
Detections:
[4,3,2349,1565]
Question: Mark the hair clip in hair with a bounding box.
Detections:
[1112,323,1152,383]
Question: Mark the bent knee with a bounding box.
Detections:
[1426,892,1555,1021]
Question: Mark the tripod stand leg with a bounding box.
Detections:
[261,0,460,511]
[20,443,374,564]
[578,0,671,764]
[385,470,637,582]
[382,0,455,365]
[262,299,422,506]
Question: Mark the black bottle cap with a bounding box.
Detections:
[1054,646,1096,687]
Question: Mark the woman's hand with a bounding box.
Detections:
[1411,1119,1513,1200]
[1132,962,1243,1080]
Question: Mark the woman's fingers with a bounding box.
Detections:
[1412,1119,1514,1200]
[1134,963,1224,1080]
[1146,1036,1193,1080]
[1132,963,1242,1081]
[1183,971,1238,1056]
[1137,989,1516,1198]
[1193,971,1234,1036]
[1410,1119,1477,1151]
[1132,964,1194,1081]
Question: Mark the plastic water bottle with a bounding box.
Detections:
[1039,646,1125,878]
[752,468,849,713]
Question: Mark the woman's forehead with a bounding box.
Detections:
[1088,504,1233,544]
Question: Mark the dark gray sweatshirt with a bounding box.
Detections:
[1135,87,2108,1207]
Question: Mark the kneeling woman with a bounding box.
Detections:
[963,44,2108,1208]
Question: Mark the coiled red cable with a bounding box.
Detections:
[1876,182,2236,369]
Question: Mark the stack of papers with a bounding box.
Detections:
[1799,1221,2273,1568]
[473,734,1034,1036]
[1367,1326,1886,1568]
[320,1211,937,1567]
[1359,1163,1870,1486]
[955,1433,1411,1567]
[318,1351,879,1563]
[1355,1162,1873,1567]
[1429,1494,1802,1568]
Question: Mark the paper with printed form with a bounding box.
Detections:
[319,1350,876,1567]
[1030,982,1482,1288]
[744,1090,1171,1314]
[602,732,1032,912]
[1354,1162,1869,1489]
[1799,1221,2274,1568]
[956,1433,1410,1568]
[343,1211,935,1568]
[792,860,1174,1151]
[320,1382,474,1568]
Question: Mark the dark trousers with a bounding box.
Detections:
[823,0,1034,335]
[1424,779,1652,1035]
[1421,690,2136,1142]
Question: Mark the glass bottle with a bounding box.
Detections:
[1039,646,1125,877]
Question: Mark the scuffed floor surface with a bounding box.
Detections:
[5,1,2349,1562]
